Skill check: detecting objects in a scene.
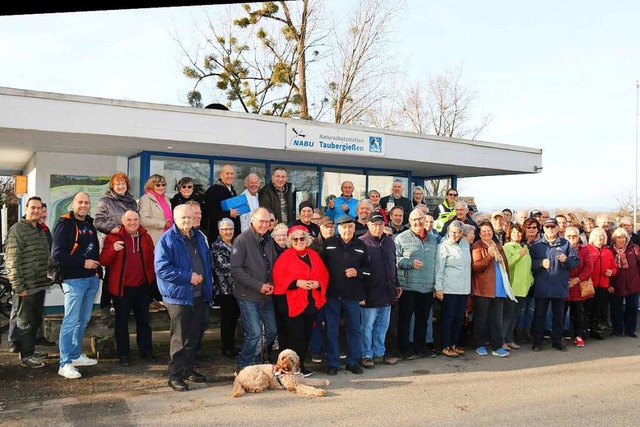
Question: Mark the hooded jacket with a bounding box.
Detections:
[51,212,101,280]
[99,225,155,297]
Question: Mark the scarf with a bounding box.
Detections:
[486,241,517,302]
[146,190,173,229]
[613,242,629,269]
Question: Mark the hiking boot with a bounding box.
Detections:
[361,357,375,369]
[22,356,46,368]
[442,347,458,358]
[382,354,399,365]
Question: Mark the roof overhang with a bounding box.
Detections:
[0,87,542,177]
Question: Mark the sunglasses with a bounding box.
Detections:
[544,225,557,229]
[181,185,193,189]
[447,193,458,196]
[525,226,538,229]
[154,183,167,187]
[291,237,306,243]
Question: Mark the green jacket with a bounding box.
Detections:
[5,219,52,295]
[395,229,438,293]
[503,242,534,297]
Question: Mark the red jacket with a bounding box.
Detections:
[273,248,328,318]
[99,226,156,297]
[567,244,594,301]
[610,243,640,296]
[587,244,617,288]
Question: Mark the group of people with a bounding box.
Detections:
[4,167,640,394]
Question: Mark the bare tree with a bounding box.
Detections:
[399,66,491,196]
[324,0,402,125]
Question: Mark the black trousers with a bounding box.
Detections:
[218,294,240,352]
[273,294,290,351]
[533,297,564,346]
[564,300,586,339]
[397,290,433,353]
[286,311,315,370]
[472,296,505,350]
[610,293,639,335]
[166,298,203,381]
[14,290,46,359]
[586,287,608,329]
[112,285,152,357]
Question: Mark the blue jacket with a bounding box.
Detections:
[530,236,579,298]
[324,195,359,222]
[154,225,213,306]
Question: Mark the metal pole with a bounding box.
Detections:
[635,80,639,231]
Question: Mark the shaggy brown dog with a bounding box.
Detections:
[231,349,330,398]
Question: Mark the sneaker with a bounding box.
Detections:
[492,348,510,357]
[326,366,338,376]
[452,346,465,355]
[543,330,551,339]
[400,352,418,361]
[475,346,488,356]
[71,354,98,367]
[382,355,400,365]
[32,351,49,359]
[22,356,46,368]
[301,368,313,378]
[442,347,458,358]
[574,337,585,347]
[311,353,324,364]
[58,364,82,379]
[532,345,542,351]
[506,342,520,350]
[417,349,437,358]
[361,357,375,369]
[339,353,347,360]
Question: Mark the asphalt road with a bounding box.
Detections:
[4,335,640,426]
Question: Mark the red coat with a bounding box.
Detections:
[610,243,640,296]
[273,248,328,318]
[99,226,156,297]
[567,244,594,301]
[587,245,617,288]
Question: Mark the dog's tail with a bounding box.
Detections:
[231,377,245,398]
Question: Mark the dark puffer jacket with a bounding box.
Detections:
[94,190,139,235]
[322,236,371,301]
[4,220,52,295]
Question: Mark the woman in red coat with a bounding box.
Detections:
[273,225,328,376]
[586,227,617,340]
[565,227,594,347]
[608,228,640,337]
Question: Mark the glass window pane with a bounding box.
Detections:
[321,168,365,210]
[367,175,409,199]
[270,164,319,216]
[213,161,267,193]
[127,155,141,199]
[150,156,211,199]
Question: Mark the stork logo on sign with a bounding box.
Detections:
[369,136,383,153]
[290,127,314,148]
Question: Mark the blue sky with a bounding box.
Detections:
[1,1,638,212]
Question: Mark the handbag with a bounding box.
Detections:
[579,278,595,298]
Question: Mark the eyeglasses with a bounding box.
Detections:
[270,219,277,223]
[181,185,193,189]
[447,193,458,197]
[544,225,557,229]
[274,234,287,239]
[525,226,538,229]
[220,228,234,232]
[155,183,167,187]
[291,237,306,243]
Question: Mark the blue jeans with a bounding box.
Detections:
[237,298,277,369]
[361,305,391,358]
[59,276,100,367]
[516,296,535,330]
[325,297,362,368]
[440,294,467,349]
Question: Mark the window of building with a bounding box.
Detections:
[367,174,409,199]
[269,164,319,214]
[321,168,366,210]
[127,155,141,199]
[213,161,267,194]
[150,155,211,199]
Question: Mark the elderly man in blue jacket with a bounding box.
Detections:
[155,203,213,392]
[530,217,579,352]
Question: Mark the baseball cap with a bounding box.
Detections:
[543,218,558,227]
[367,212,385,223]
[530,210,542,217]
[491,210,504,219]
